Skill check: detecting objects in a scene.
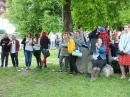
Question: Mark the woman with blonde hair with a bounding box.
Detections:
[118,24,130,80]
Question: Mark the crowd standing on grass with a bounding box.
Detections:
[1,24,130,82]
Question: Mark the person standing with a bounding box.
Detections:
[68,31,83,75]
[58,32,70,72]
[49,32,55,50]
[98,27,110,64]
[118,24,130,80]
[21,32,33,70]
[40,32,50,68]
[0,33,10,67]
[8,35,20,68]
[33,33,41,68]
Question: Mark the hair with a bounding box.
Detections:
[34,33,39,44]
[78,25,82,29]
[76,30,80,34]
[40,32,46,39]
[105,25,110,36]
[27,32,32,38]
[62,32,69,43]
[124,23,130,28]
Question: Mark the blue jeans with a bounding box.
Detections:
[24,50,33,67]
[50,41,54,49]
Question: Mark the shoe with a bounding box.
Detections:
[74,73,79,76]
[44,64,47,68]
[120,75,126,79]
[26,67,29,70]
[1,65,3,68]
[128,78,130,81]
[28,67,31,70]
[39,65,42,71]
[58,70,62,72]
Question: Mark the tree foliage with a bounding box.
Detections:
[4,0,62,37]
[4,0,130,37]
[71,0,130,31]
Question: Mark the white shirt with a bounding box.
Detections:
[33,38,41,50]
[50,34,56,41]
[25,38,33,51]
[11,40,16,53]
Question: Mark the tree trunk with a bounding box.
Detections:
[63,0,73,32]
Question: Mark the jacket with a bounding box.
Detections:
[8,39,20,55]
[98,31,110,54]
[68,38,76,54]
[40,36,50,50]
[93,45,106,60]
[0,37,10,52]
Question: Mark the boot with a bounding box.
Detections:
[93,67,101,81]
[91,67,97,82]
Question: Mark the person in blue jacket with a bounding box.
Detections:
[91,37,107,82]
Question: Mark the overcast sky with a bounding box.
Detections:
[0,17,16,34]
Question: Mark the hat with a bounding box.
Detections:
[100,27,105,32]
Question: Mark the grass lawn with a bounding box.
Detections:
[0,50,130,97]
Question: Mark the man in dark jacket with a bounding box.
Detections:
[0,33,10,67]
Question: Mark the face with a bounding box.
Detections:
[124,25,129,32]
[4,33,8,38]
[12,35,15,40]
[64,34,68,39]
[97,38,103,45]
[106,26,110,31]
[97,28,100,33]
[75,32,80,37]
[28,33,31,38]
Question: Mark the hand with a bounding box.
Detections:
[95,43,98,47]
[25,41,29,43]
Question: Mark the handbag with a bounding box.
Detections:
[117,36,130,55]
[72,50,82,57]
[42,49,50,57]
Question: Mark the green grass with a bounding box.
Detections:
[0,50,130,97]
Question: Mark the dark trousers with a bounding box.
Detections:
[106,54,109,64]
[33,50,41,67]
[1,51,9,67]
[69,54,78,74]
[110,45,117,57]
[11,53,18,67]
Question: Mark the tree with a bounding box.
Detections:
[4,0,62,37]
[63,0,73,32]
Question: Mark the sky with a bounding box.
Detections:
[0,17,16,34]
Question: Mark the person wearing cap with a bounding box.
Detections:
[98,27,110,64]
[8,35,20,68]
[0,33,10,67]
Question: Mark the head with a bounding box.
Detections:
[78,25,82,31]
[75,31,80,38]
[99,27,105,33]
[96,27,100,33]
[124,24,130,33]
[64,32,69,39]
[34,33,39,39]
[105,25,110,31]
[40,32,46,39]
[4,33,8,38]
[97,38,104,46]
[12,35,16,40]
[27,32,32,38]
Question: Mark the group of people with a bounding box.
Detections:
[0,32,50,70]
[1,24,130,82]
